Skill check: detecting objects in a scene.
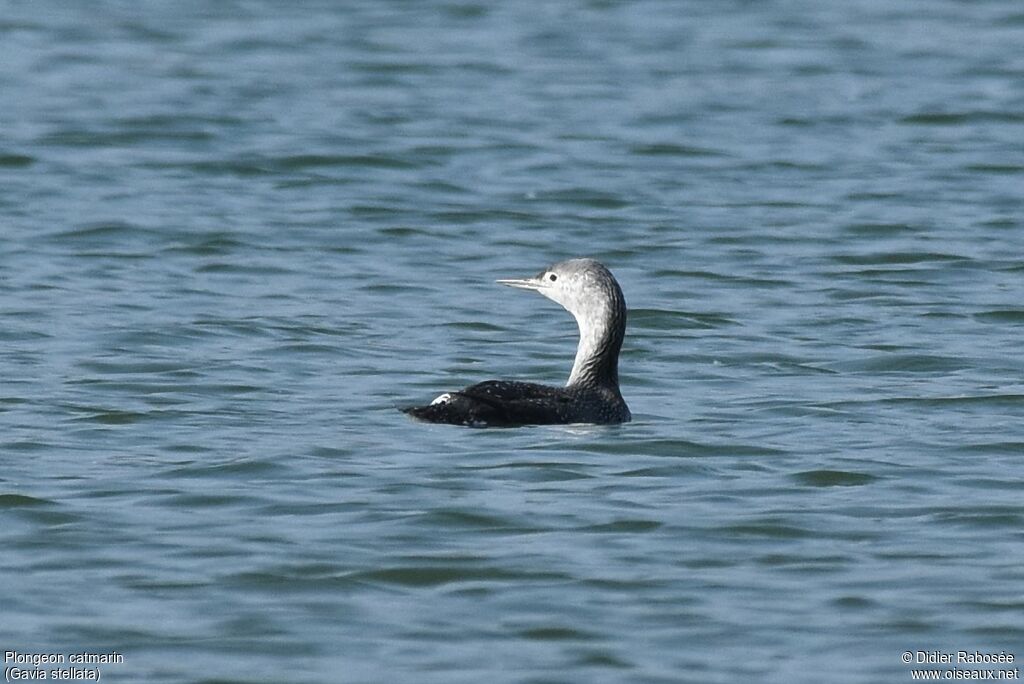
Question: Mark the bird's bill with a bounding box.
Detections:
[496,276,542,291]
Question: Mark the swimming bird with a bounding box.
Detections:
[402,258,630,427]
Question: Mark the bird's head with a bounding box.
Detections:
[496,258,624,323]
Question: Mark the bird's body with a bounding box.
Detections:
[402,258,630,427]
[404,380,629,427]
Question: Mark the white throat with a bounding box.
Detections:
[565,299,612,387]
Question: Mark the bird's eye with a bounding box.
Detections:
[548,273,557,282]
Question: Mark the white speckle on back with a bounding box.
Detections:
[430,392,452,405]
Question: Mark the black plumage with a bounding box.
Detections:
[402,258,631,427]
[402,380,629,427]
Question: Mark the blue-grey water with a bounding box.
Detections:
[2,2,1023,682]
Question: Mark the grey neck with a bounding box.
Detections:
[566,293,625,390]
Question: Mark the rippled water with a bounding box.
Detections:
[2,1,1023,682]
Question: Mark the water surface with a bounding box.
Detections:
[2,1,1023,682]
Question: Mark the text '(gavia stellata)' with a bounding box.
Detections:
[402,258,630,427]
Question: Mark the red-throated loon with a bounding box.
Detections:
[402,258,630,427]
